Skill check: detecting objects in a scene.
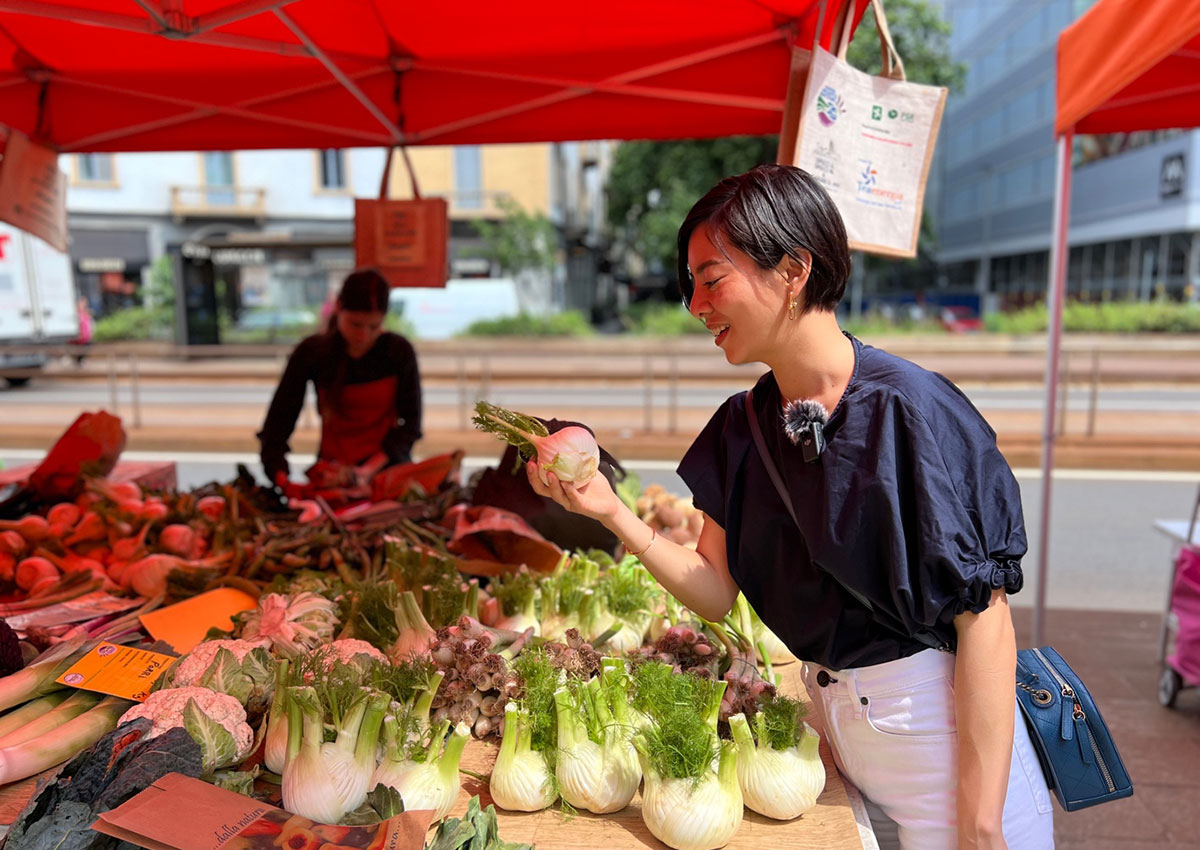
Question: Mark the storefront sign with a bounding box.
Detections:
[1160,153,1185,199]
[79,257,126,273]
[0,130,68,252]
[354,198,449,287]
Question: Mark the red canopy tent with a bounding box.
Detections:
[1034,0,1200,642]
[0,0,867,153]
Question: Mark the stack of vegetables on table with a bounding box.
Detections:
[0,405,826,850]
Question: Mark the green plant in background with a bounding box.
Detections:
[470,197,558,276]
[384,312,418,339]
[841,314,947,336]
[985,301,1200,335]
[460,311,594,337]
[624,302,708,336]
[93,256,177,341]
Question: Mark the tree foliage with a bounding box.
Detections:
[605,0,965,276]
[470,196,558,275]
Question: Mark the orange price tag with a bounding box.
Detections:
[56,642,177,702]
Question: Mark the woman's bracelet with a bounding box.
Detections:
[626,529,657,558]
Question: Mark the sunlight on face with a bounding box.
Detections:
[337,309,385,356]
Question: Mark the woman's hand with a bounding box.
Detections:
[525,460,621,525]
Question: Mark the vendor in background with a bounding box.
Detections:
[258,269,421,491]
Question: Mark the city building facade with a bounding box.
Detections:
[63,141,612,342]
[934,0,1200,312]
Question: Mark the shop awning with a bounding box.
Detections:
[0,0,868,153]
[1056,0,1200,135]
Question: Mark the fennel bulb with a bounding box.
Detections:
[282,687,349,824]
[320,690,390,813]
[263,659,290,774]
[552,669,640,814]
[373,720,470,821]
[489,703,556,812]
[729,713,824,820]
[638,739,743,850]
[472,401,599,485]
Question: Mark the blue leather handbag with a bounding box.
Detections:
[1016,646,1134,811]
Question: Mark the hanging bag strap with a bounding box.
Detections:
[743,389,947,651]
[834,0,906,80]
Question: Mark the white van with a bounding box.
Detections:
[0,223,80,385]
[388,277,520,340]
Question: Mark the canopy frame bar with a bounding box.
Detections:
[412,27,790,142]
[193,0,302,34]
[0,1,374,63]
[273,7,405,143]
[411,61,784,112]
[53,72,396,150]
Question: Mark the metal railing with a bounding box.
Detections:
[169,185,267,220]
[3,339,1200,439]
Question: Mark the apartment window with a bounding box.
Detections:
[202,151,235,206]
[947,182,981,220]
[319,149,346,190]
[77,153,114,183]
[454,146,483,209]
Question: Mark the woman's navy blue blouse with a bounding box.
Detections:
[677,335,1026,670]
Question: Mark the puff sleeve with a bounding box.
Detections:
[883,388,1026,634]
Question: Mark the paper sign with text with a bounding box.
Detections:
[56,642,176,701]
[93,773,436,850]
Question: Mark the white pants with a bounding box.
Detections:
[801,649,1055,850]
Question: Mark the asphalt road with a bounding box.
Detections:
[3,448,1195,615]
[6,378,1200,413]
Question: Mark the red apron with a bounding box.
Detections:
[317,376,397,467]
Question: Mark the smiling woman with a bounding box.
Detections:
[527,165,1057,850]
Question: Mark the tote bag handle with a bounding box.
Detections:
[837,0,906,81]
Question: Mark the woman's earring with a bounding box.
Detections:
[788,293,798,321]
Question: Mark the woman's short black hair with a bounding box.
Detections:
[676,164,851,314]
[337,268,390,314]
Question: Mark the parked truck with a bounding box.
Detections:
[0,222,79,386]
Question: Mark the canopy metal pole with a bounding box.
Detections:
[1033,130,1074,647]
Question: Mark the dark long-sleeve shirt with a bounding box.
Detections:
[678,334,1025,670]
[258,331,422,480]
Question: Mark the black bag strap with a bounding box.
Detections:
[743,389,948,652]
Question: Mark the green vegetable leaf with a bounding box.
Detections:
[211,765,260,797]
[426,815,477,850]
[198,647,254,705]
[183,698,240,773]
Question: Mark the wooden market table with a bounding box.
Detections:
[0,664,877,849]
[450,662,877,850]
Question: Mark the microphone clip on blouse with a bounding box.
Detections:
[782,398,829,463]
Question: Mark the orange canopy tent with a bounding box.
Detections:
[0,0,867,152]
[1032,0,1200,642]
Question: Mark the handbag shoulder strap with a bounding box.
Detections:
[744,389,801,528]
[743,389,947,651]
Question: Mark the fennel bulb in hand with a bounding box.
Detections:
[472,401,599,485]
